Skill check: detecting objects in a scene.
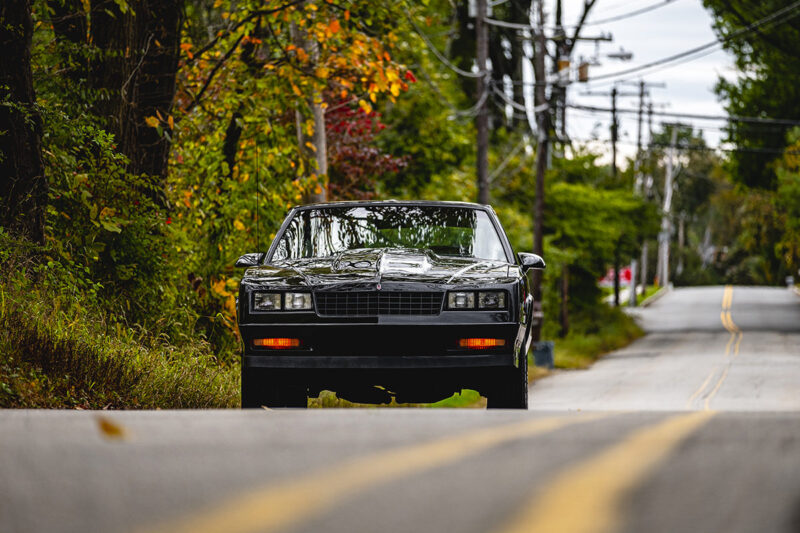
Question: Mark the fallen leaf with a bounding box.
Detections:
[97,417,128,440]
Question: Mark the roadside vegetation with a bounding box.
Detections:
[2,1,797,408]
[0,234,237,409]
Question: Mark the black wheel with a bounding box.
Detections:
[241,367,308,408]
[485,354,528,409]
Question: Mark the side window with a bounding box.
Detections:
[272,239,288,261]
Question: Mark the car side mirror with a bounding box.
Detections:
[235,253,265,268]
[518,252,546,272]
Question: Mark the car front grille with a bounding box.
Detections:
[315,291,444,316]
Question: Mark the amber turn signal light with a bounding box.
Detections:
[253,338,300,349]
[459,338,506,349]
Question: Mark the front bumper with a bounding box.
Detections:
[243,353,514,369]
[239,322,521,369]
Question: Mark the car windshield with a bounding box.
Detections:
[271,205,508,262]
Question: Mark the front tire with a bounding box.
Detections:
[241,367,308,408]
[485,354,528,409]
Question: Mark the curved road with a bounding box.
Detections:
[1,286,799,533]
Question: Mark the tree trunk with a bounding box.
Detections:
[560,264,569,337]
[119,1,183,184]
[613,245,621,307]
[291,19,327,203]
[0,0,47,243]
[223,112,243,180]
[677,214,685,277]
[90,0,183,190]
[47,0,88,82]
[310,96,328,202]
[89,0,129,132]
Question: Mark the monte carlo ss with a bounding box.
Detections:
[235,200,544,409]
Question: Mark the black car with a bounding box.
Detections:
[235,200,544,409]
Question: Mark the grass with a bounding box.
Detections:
[551,305,645,370]
[637,285,662,305]
[601,284,662,306]
[308,388,487,409]
[0,281,238,409]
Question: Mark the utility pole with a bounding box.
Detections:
[580,86,637,177]
[530,0,548,342]
[628,80,665,306]
[502,0,602,340]
[627,81,645,306]
[581,85,636,307]
[611,86,618,178]
[476,0,490,205]
[640,102,654,289]
[634,81,646,190]
[658,126,679,288]
[552,0,567,141]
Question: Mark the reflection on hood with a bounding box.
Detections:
[243,248,518,287]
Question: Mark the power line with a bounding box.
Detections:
[407,15,487,79]
[568,103,800,126]
[581,0,682,27]
[585,0,800,83]
[582,47,725,89]
[483,16,539,34]
[567,136,799,155]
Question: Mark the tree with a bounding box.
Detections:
[703,0,800,189]
[0,0,46,243]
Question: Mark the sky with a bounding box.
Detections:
[539,0,737,165]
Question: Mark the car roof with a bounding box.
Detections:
[292,199,491,210]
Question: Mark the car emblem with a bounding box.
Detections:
[376,283,382,291]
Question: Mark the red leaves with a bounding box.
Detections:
[404,70,417,83]
[325,97,408,200]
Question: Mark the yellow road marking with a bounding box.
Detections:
[704,365,731,410]
[141,414,608,533]
[724,323,736,353]
[734,331,743,356]
[703,286,744,410]
[685,367,718,408]
[722,311,740,333]
[687,286,742,409]
[495,411,715,533]
[722,285,732,310]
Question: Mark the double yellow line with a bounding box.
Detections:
[141,414,607,533]
[720,285,743,356]
[686,285,743,410]
[141,412,714,533]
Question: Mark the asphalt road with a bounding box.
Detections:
[1,286,799,533]
[530,285,800,411]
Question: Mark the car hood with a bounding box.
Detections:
[242,248,519,289]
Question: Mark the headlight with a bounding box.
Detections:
[252,292,313,311]
[285,292,313,310]
[447,291,476,309]
[478,291,506,309]
[253,292,281,311]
